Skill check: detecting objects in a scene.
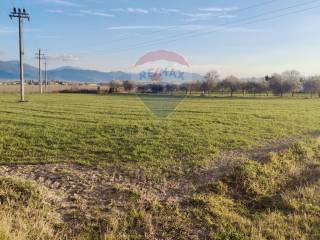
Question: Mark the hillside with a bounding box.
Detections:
[0,61,130,83]
[0,60,38,80]
[0,61,202,83]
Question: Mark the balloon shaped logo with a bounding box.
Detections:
[131,50,194,118]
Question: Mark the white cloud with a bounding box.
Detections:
[45,0,83,7]
[128,8,149,14]
[112,8,149,14]
[111,7,181,15]
[0,27,16,34]
[107,24,254,33]
[198,7,239,12]
[107,25,175,30]
[183,13,214,18]
[0,27,40,34]
[182,12,238,22]
[218,14,237,19]
[150,8,181,14]
[47,54,79,62]
[107,7,238,20]
[47,9,64,14]
[182,12,216,22]
[80,10,114,17]
[180,6,239,22]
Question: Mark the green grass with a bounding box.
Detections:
[189,141,320,240]
[1,140,319,240]
[137,94,186,118]
[0,93,319,172]
[0,93,319,239]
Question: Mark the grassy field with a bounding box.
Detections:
[0,93,319,170]
[0,93,319,239]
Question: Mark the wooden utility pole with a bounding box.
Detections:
[44,60,48,92]
[35,49,45,94]
[9,8,30,102]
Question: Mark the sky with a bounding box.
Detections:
[0,0,320,77]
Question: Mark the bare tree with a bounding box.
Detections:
[303,76,320,98]
[218,75,241,97]
[123,80,136,92]
[166,83,179,94]
[244,80,270,96]
[241,78,271,97]
[191,80,202,95]
[203,71,219,94]
[281,70,303,96]
[243,81,258,96]
[268,74,291,97]
[109,80,122,93]
[180,82,191,94]
[240,82,247,96]
[260,79,270,96]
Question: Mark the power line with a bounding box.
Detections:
[162,2,320,51]
[107,0,278,43]
[181,3,320,46]
[108,0,320,55]
[9,7,30,102]
[74,0,279,54]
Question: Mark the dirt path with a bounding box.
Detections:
[0,162,195,231]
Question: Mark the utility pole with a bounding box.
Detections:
[9,8,30,102]
[44,60,48,92]
[35,49,45,94]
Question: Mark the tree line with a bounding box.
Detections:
[108,70,320,98]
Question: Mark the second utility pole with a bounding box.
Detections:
[35,49,45,94]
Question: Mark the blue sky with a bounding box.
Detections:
[1,0,320,77]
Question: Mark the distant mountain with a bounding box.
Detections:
[0,61,38,80]
[0,60,203,83]
[47,66,131,83]
[0,61,129,82]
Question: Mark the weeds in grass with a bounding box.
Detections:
[1,140,319,239]
[0,178,61,240]
[189,140,320,240]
